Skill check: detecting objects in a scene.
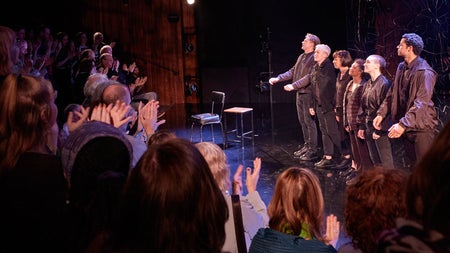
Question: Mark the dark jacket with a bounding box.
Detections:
[277,52,315,94]
[358,74,391,131]
[304,58,336,113]
[249,228,337,253]
[377,57,438,131]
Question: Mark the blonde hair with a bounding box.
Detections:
[195,142,231,192]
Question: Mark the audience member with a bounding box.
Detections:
[98,138,229,253]
[378,120,450,253]
[60,120,133,253]
[0,73,69,252]
[82,72,109,107]
[332,50,353,168]
[269,33,321,161]
[0,25,17,80]
[358,54,395,169]
[92,31,106,62]
[249,167,339,253]
[341,59,373,184]
[195,142,269,253]
[101,82,165,166]
[338,166,409,253]
[146,128,177,146]
[373,33,438,168]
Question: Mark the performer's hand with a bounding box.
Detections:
[388,123,405,138]
[373,115,383,130]
[283,84,294,91]
[309,108,315,116]
[269,77,279,85]
[357,129,365,139]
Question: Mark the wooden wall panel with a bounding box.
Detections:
[80,0,195,105]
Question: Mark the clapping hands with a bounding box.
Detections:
[232,157,262,195]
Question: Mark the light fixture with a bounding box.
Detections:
[187,0,195,4]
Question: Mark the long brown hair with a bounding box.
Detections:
[0,26,16,76]
[104,138,229,253]
[268,167,326,242]
[0,74,55,171]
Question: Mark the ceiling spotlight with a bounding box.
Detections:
[187,0,195,4]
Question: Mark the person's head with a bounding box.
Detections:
[349,58,365,80]
[344,166,409,253]
[93,32,104,44]
[77,58,96,75]
[302,33,320,53]
[82,72,109,107]
[0,74,57,171]
[314,44,331,65]
[268,167,326,242]
[332,50,353,68]
[108,138,228,253]
[61,120,132,251]
[195,141,231,192]
[406,120,450,236]
[102,82,131,106]
[146,129,177,146]
[0,25,17,76]
[98,52,113,69]
[364,54,386,76]
[399,33,424,56]
[79,48,95,61]
[75,31,88,46]
[99,45,113,55]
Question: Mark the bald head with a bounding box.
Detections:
[102,83,131,105]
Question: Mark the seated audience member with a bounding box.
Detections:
[60,120,133,253]
[0,73,69,252]
[249,167,340,253]
[195,142,269,253]
[338,166,409,253]
[378,121,450,253]
[146,128,177,146]
[100,82,165,166]
[82,72,109,107]
[98,138,229,253]
[0,25,17,80]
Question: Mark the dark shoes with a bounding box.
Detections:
[339,166,355,177]
[293,145,308,157]
[298,150,318,161]
[336,156,351,169]
[314,157,336,168]
[345,170,359,185]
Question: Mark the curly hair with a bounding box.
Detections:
[402,33,424,55]
[344,166,409,252]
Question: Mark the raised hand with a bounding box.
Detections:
[90,103,112,123]
[232,165,244,195]
[139,100,166,138]
[246,157,261,193]
[109,100,133,129]
[66,105,90,133]
[325,214,340,248]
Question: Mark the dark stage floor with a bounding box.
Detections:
[157,94,450,248]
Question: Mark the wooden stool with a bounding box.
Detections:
[224,107,254,149]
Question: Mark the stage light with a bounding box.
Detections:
[187,0,195,5]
